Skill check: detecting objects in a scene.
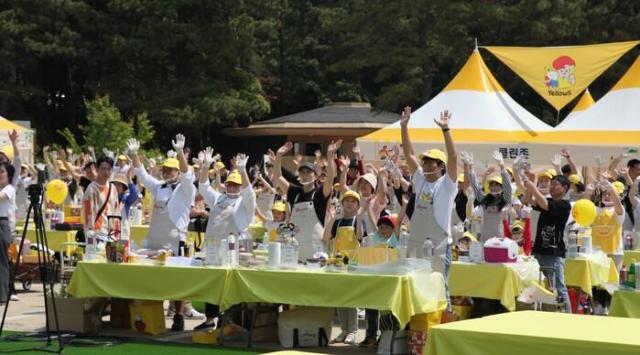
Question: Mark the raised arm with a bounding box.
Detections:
[273,142,293,192]
[172,134,189,174]
[324,139,341,198]
[524,179,548,210]
[493,151,512,205]
[561,149,578,175]
[8,130,21,186]
[400,106,419,175]
[434,110,457,181]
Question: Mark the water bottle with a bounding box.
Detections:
[567,230,578,258]
[620,265,627,288]
[261,231,269,250]
[228,233,238,267]
[398,230,409,258]
[219,238,229,266]
[423,237,434,258]
[85,229,96,260]
[205,237,219,266]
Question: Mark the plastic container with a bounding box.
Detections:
[228,234,238,267]
[423,237,434,258]
[627,259,636,289]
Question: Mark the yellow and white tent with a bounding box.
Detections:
[532,55,640,165]
[559,88,595,127]
[0,115,34,163]
[357,50,552,164]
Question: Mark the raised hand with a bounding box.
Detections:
[276,141,293,156]
[127,138,140,155]
[551,154,562,168]
[434,110,452,129]
[292,154,303,167]
[8,129,18,144]
[460,151,474,166]
[166,150,177,159]
[327,139,343,155]
[203,147,215,166]
[267,148,276,162]
[492,150,504,166]
[172,133,185,151]
[400,106,411,127]
[102,147,114,159]
[35,163,46,171]
[560,148,571,159]
[352,146,362,160]
[521,205,532,219]
[338,155,350,169]
[236,154,249,169]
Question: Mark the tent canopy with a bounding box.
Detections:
[357,50,551,164]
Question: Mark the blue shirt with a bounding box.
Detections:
[371,232,399,248]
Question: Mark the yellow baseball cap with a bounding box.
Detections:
[537,170,554,180]
[506,167,514,176]
[340,190,360,203]
[214,161,225,170]
[272,202,286,213]
[418,149,447,165]
[225,170,242,185]
[117,154,127,161]
[457,173,464,183]
[0,145,13,160]
[511,220,525,231]
[163,158,180,170]
[612,181,625,195]
[568,174,581,185]
[488,175,503,185]
[192,164,200,170]
[460,231,478,243]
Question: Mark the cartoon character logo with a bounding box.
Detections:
[544,55,576,89]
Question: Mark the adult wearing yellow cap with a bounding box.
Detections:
[400,106,458,276]
[589,179,625,268]
[273,140,338,260]
[128,135,195,331]
[460,150,512,242]
[114,154,130,176]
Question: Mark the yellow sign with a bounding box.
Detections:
[484,41,639,110]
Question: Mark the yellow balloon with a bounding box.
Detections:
[572,199,597,226]
[46,179,68,205]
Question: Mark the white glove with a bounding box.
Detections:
[460,151,474,165]
[492,150,504,166]
[172,133,185,151]
[127,138,140,155]
[203,147,215,166]
[35,163,46,171]
[102,148,114,159]
[236,154,249,169]
[166,150,177,159]
[551,154,562,167]
[213,153,221,163]
[50,151,58,161]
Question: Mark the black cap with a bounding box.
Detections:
[297,162,317,173]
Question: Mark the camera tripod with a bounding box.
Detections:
[0,184,64,353]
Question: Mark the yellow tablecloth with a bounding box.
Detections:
[448,261,537,311]
[224,268,446,327]
[67,262,447,327]
[426,311,640,355]
[623,250,640,268]
[564,257,618,295]
[67,261,230,305]
[610,289,640,318]
[15,227,77,254]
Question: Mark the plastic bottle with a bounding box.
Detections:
[261,231,269,250]
[423,237,434,258]
[620,265,627,288]
[627,259,636,289]
[399,230,409,258]
[219,238,229,266]
[205,237,219,266]
[228,233,238,267]
[85,228,96,260]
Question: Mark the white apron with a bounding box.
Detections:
[145,187,183,252]
[206,195,241,242]
[410,180,448,274]
[289,189,325,260]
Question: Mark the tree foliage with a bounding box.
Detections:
[1,0,639,147]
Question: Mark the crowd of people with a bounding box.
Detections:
[1,105,639,346]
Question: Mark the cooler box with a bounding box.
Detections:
[129,300,166,335]
[483,237,517,263]
[278,307,332,348]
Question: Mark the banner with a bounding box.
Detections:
[484,41,639,110]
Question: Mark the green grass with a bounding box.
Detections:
[0,333,265,355]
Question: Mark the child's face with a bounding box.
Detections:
[378,224,394,238]
[341,197,359,214]
[273,210,285,221]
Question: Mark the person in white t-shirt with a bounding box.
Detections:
[400,106,458,279]
[0,161,17,304]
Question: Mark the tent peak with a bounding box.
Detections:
[443,50,504,93]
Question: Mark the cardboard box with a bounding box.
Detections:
[47,296,105,333]
[251,306,279,343]
[129,300,166,335]
[110,298,132,329]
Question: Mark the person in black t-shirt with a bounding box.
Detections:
[524,175,572,313]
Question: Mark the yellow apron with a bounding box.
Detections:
[592,208,621,254]
[333,219,360,253]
